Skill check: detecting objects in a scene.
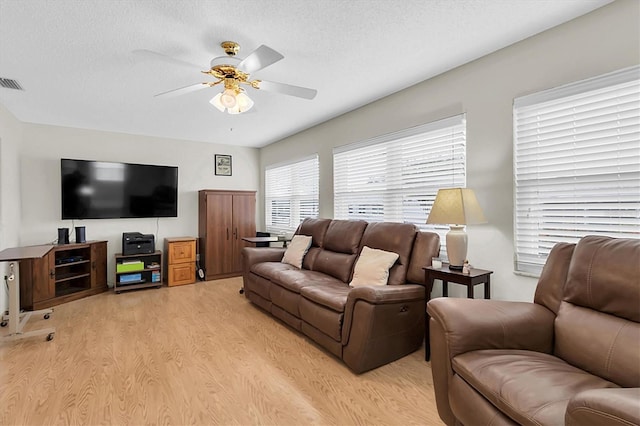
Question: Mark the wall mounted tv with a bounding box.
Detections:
[61,159,178,220]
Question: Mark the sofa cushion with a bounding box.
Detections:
[406,231,440,284]
[323,219,368,253]
[301,283,350,313]
[358,222,417,286]
[281,235,312,268]
[273,269,345,293]
[250,261,298,280]
[301,247,322,270]
[313,220,368,282]
[564,235,640,322]
[295,218,331,248]
[554,302,640,388]
[452,349,619,426]
[349,246,399,287]
[299,293,346,341]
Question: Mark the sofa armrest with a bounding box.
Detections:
[427,298,555,426]
[341,284,426,373]
[242,247,286,284]
[427,298,555,357]
[242,247,285,270]
[566,388,640,426]
[343,285,425,337]
[347,284,425,305]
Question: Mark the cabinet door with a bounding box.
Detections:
[91,241,108,288]
[232,193,256,272]
[34,252,56,302]
[168,263,195,286]
[205,192,234,276]
[169,240,196,264]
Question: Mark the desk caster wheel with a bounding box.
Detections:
[44,313,50,320]
[46,333,54,341]
[239,288,244,294]
[0,321,7,327]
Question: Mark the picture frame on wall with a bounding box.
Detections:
[215,154,232,176]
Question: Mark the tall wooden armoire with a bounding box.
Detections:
[198,190,256,280]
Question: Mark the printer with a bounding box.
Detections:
[122,232,155,255]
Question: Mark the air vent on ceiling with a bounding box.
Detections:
[0,78,24,90]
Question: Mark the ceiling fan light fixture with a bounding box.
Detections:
[236,92,254,112]
[210,90,253,114]
[220,88,237,108]
[209,93,225,112]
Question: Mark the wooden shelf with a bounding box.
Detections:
[55,272,91,283]
[114,251,163,294]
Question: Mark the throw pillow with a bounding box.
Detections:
[349,246,399,287]
[281,235,313,269]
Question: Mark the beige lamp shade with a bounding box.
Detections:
[427,188,487,270]
[426,188,487,225]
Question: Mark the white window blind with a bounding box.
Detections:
[334,114,466,250]
[514,66,640,275]
[265,155,319,234]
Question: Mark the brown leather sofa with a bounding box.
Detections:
[242,218,440,373]
[428,235,640,426]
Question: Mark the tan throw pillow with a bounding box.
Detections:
[281,235,313,268]
[349,246,399,287]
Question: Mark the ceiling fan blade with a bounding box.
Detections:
[154,83,209,98]
[257,80,317,100]
[237,45,284,74]
[132,49,202,69]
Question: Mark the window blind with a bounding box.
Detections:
[265,155,319,234]
[334,115,466,253]
[513,66,640,275]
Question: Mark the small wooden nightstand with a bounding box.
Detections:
[423,264,493,361]
[165,237,197,286]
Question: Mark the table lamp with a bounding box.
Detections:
[426,188,487,270]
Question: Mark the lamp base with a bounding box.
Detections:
[446,224,468,270]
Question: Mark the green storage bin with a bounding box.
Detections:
[116,261,144,273]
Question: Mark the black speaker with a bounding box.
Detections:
[75,226,86,243]
[57,228,69,245]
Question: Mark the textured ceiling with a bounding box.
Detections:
[0,0,612,148]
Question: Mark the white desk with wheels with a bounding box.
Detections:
[0,245,56,343]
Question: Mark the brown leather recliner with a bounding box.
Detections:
[427,235,640,426]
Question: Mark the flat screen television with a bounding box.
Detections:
[61,159,178,219]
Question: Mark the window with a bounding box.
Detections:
[514,66,640,275]
[265,155,319,234]
[334,114,466,249]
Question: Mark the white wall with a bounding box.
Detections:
[0,104,23,311]
[18,123,259,288]
[259,0,640,302]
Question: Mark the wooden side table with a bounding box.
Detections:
[424,264,493,361]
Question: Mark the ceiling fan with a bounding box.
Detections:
[148,41,317,115]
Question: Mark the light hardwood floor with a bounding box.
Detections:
[1,277,443,425]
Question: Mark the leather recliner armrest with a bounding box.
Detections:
[342,285,426,340]
[242,247,285,266]
[241,247,286,276]
[427,298,555,358]
[342,284,426,373]
[566,388,640,426]
[347,284,426,305]
[428,298,556,426]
